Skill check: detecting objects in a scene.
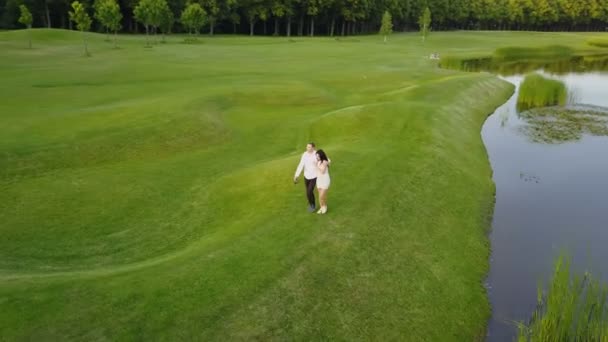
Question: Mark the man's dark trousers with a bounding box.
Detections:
[304,177,317,207]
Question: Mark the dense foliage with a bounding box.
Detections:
[2,0,608,35]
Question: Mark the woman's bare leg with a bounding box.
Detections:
[316,189,325,213]
[319,189,327,210]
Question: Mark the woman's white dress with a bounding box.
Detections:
[316,163,330,189]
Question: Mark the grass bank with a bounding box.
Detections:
[1,29,602,340]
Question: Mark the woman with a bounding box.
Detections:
[315,149,331,214]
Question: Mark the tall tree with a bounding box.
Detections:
[200,0,218,34]
[258,6,268,34]
[305,0,322,36]
[325,0,341,36]
[507,0,523,29]
[558,0,582,29]
[18,4,33,48]
[219,0,238,33]
[2,0,19,29]
[69,0,92,55]
[429,0,449,29]
[532,0,558,29]
[159,1,173,40]
[497,0,510,29]
[601,0,608,27]
[5,0,608,34]
[507,0,533,29]
[180,2,205,35]
[271,0,290,35]
[448,0,469,29]
[242,0,264,35]
[341,0,368,35]
[471,0,503,29]
[227,11,240,33]
[44,0,52,27]
[379,9,391,42]
[418,6,430,42]
[245,6,257,35]
[579,0,602,29]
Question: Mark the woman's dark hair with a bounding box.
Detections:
[316,149,329,162]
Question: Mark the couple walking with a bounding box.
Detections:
[293,142,331,214]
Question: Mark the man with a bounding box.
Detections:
[294,142,318,212]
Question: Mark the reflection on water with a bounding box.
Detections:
[441,54,608,76]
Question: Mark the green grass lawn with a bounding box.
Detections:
[0,29,605,340]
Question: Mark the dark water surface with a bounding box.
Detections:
[483,72,608,341]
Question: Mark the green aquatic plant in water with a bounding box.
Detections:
[517,256,608,341]
[519,107,608,143]
[517,74,567,112]
[493,46,574,61]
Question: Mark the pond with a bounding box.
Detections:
[449,56,608,340]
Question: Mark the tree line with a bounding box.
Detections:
[2,0,608,35]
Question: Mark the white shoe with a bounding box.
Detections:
[317,208,324,214]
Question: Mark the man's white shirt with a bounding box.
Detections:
[295,151,318,180]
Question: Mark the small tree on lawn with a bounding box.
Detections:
[134,0,164,45]
[419,6,431,43]
[159,4,174,42]
[94,0,110,40]
[18,5,33,48]
[181,3,206,36]
[69,1,92,56]
[379,10,392,43]
[95,0,122,48]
